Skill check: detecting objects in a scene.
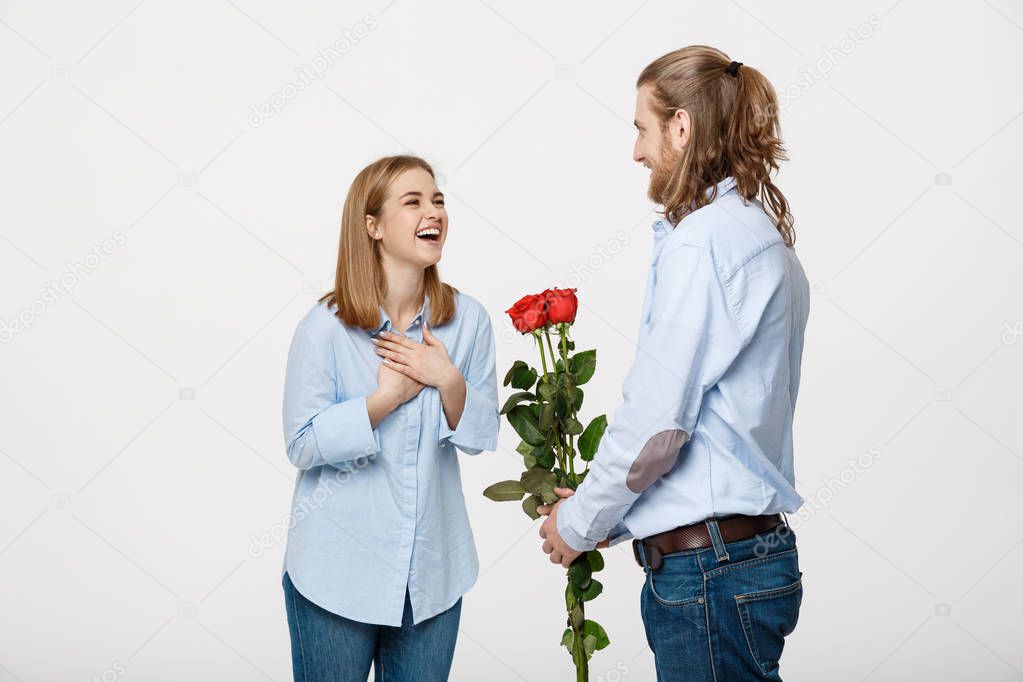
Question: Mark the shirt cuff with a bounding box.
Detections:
[606,520,633,547]
[556,496,598,553]
[312,395,382,466]
[438,381,497,455]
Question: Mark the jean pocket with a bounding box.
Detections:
[734,573,803,677]
[647,565,704,608]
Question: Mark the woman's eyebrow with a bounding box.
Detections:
[397,191,444,200]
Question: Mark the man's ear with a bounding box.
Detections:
[668,108,691,152]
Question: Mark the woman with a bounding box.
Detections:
[280,155,499,681]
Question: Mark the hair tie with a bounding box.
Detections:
[726,61,742,77]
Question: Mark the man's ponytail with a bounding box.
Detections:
[638,46,796,246]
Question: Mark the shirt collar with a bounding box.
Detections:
[650,175,738,233]
[372,292,430,335]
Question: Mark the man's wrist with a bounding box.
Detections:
[556,499,596,553]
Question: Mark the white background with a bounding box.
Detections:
[2,0,1022,680]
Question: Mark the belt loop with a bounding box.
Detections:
[704,517,730,563]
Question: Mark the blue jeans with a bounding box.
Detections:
[639,517,803,681]
[282,571,461,681]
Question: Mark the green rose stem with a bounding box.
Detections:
[533,330,567,472]
[542,326,572,483]
[556,322,589,681]
[492,306,609,680]
[557,323,579,485]
[543,324,588,680]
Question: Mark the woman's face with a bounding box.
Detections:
[367,167,447,269]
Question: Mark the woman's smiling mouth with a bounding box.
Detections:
[416,226,441,242]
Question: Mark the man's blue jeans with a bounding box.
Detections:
[638,517,803,681]
[282,571,461,681]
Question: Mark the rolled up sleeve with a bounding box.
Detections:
[557,242,750,551]
[282,323,382,470]
[438,308,500,455]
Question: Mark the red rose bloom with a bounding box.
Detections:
[505,293,548,333]
[544,287,578,324]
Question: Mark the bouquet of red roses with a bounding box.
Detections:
[484,287,610,681]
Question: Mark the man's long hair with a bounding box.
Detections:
[638,45,795,246]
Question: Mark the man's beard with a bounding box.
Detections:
[647,137,681,205]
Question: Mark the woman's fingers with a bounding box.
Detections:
[379,331,418,349]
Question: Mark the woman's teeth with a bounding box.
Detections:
[416,227,440,241]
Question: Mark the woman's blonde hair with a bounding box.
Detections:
[638,45,795,246]
[318,155,458,329]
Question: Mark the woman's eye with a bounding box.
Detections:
[434,199,445,206]
[405,200,419,206]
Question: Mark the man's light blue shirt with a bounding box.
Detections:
[558,176,810,552]
[281,290,499,626]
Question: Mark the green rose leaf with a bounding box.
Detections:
[572,387,584,411]
[539,402,556,432]
[563,417,584,436]
[521,494,542,520]
[578,414,608,461]
[581,578,603,602]
[554,390,570,419]
[520,466,558,503]
[569,349,596,385]
[586,550,605,572]
[535,447,556,469]
[500,391,535,415]
[582,619,610,651]
[537,383,557,401]
[504,361,538,390]
[561,628,574,650]
[482,480,526,502]
[582,634,597,657]
[569,602,584,630]
[568,558,592,591]
[507,405,545,445]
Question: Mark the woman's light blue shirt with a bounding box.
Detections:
[281,290,499,626]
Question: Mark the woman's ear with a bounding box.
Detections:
[365,215,379,240]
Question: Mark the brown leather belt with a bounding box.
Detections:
[632,513,784,571]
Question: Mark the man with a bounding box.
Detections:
[538,45,810,681]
